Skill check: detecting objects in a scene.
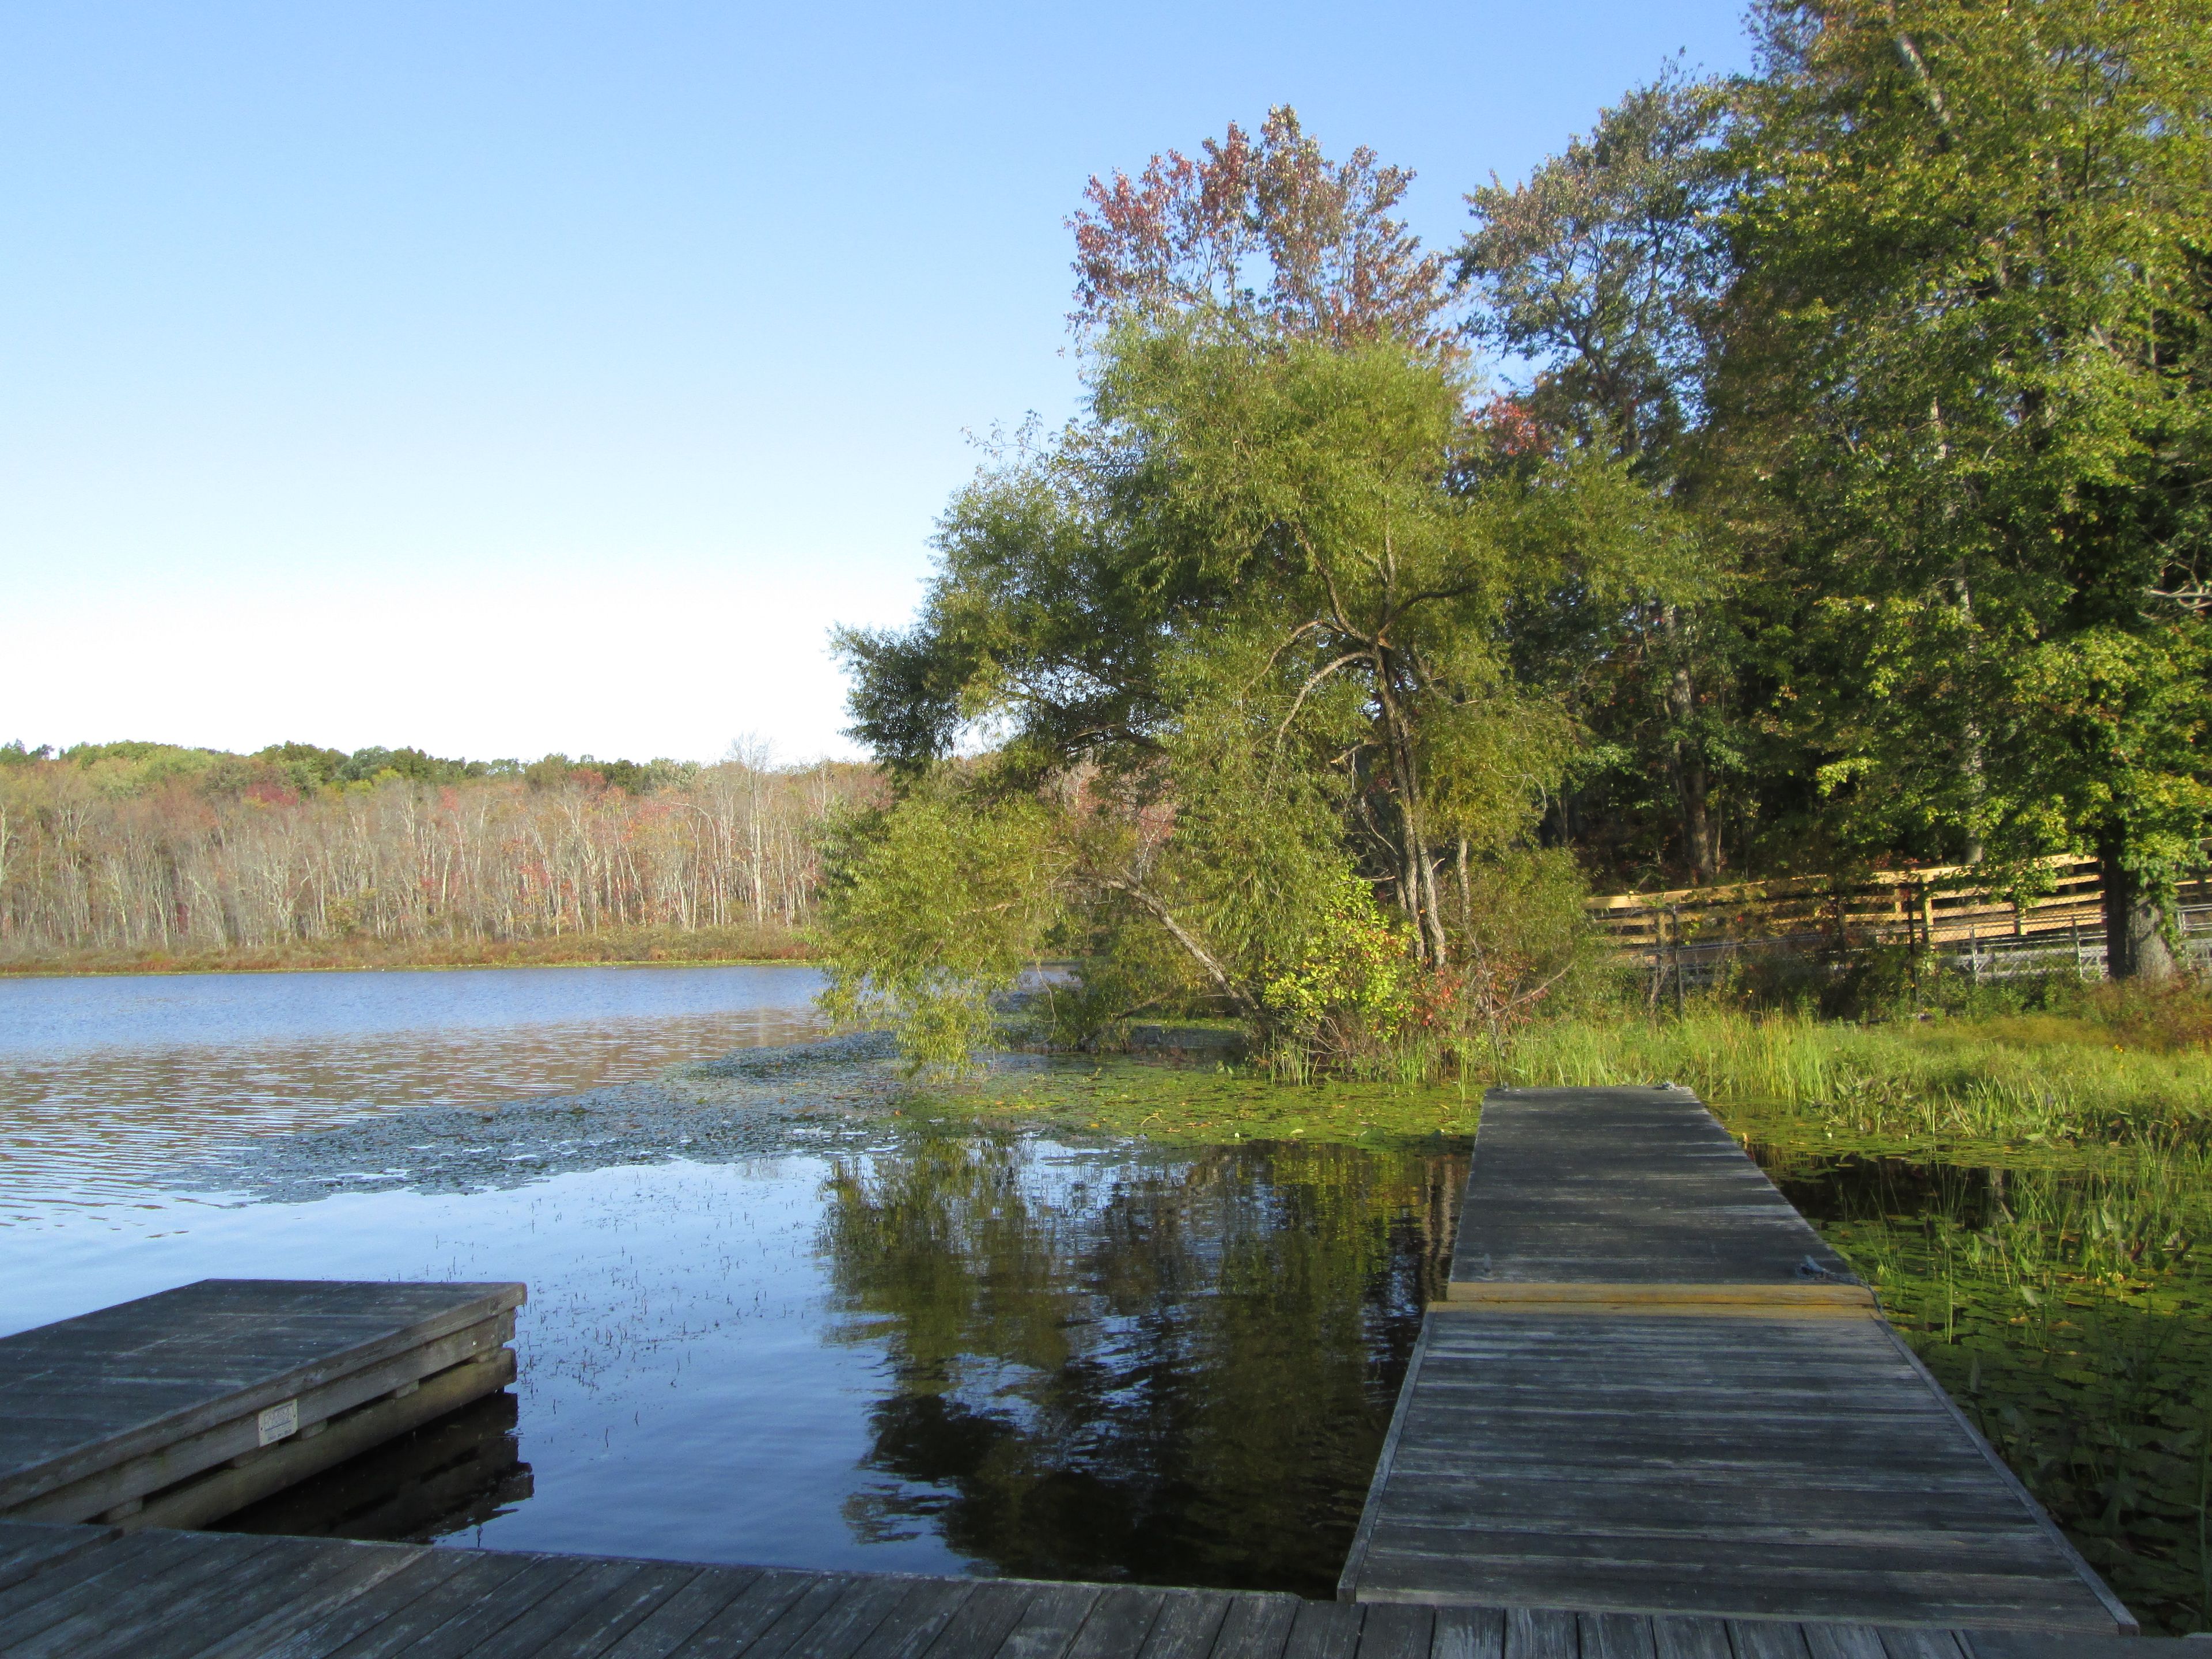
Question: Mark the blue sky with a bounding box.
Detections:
[0,2,1755,765]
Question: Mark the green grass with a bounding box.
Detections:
[1499,1000,2212,1157]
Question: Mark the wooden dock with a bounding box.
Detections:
[1338,1088,2134,1635]
[0,1517,2175,1658]
[0,1280,524,1533]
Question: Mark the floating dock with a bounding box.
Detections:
[0,1279,523,1533]
[0,1517,2168,1658]
[1338,1087,2133,1635]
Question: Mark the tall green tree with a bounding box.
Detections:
[1459,68,1746,884]
[1726,0,2212,974]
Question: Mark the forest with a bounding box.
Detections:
[0,739,872,971]
[820,0,2212,1070]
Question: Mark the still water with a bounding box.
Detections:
[0,965,1460,1596]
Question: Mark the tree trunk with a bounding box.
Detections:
[1658,608,1717,884]
[2099,838,2175,981]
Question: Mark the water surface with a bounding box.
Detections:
[0,966,1459,1596]
[0,964,825,1217]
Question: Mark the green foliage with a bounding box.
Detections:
[829,312,1688,1067]
[1725,0,2212,942]
[815,789,1062,1074]
[1258,871,1415,1055]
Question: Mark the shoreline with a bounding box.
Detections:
[0,956,820,980]
[0,931,822,980]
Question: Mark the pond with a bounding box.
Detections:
[0,965,1461,1597]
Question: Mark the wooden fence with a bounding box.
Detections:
[1587,855,2212,985]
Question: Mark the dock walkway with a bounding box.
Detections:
[1337,1088,2133,1635]
[0,1518,2164,1659]
[0,1281,523,1533]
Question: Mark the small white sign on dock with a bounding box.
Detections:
[256,1399,299,1446]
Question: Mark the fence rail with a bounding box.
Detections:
[1588,855,2212,988]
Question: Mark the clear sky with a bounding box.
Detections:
[0,2,1755,767]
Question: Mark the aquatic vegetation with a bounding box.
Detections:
[1758,1146,2212,1635]
[1500,1005,2212,1155]
[903,1056,1480,1149]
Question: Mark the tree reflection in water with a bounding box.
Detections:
[818,1131,1467,1596]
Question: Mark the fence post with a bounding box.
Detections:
[1670,904,1685,1018]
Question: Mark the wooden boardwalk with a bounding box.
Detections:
[0,1281,524,1532]
[0,1519,2172,1658]
[1338,1088,2133,1635]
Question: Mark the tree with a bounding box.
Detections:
[830,342,1673,1064]
[1070,106,1459,358]
[1459,68,1745,883]
[1727,0,2212,974]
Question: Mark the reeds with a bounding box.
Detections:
[1494,1005,2212,1150]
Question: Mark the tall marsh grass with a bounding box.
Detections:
[1495,1003,2212,1150]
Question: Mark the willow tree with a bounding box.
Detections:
[822,118,1692,1067]
[1726,0,2212,975]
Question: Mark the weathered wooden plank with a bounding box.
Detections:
[1354,1514,2115,1582]
[101,1535,424,1659]
[1366,1478,2052,1536]
[109,1349,515,1533]
[1347,1601,1430,1659]
[1207,1594,1300,1659]
[349,1555,590,1659]
[1448,1088,1854,1289]
[1281,1599,1363,1659]
[0,1520,118,1593]
[1426,1606,1502,1659]
[773,1574,914,1659]
[0,1528,240,1651]
[594,1567,770,1659]
[1501,1607,1575,1659]
[658,1568,826,1659]
[183,1548,460,1659]
[555,1565,721,1658]
[1064,1589,1166,1659]
[997,1583,1104,1659]
[1798,1626,1892,1659]
[1873,1632,1967,1659]
[1345,1087,2133,1631]
[1725,1622,1812,1659]
[1953,1634,2146,1659]
[1646,1616,1729,1659]
[1580,1611,1655,1659]
[422,1558,653,1659]
[1132,1590,1232,1659]
[233,1546,495,1659]
[323,1557,579,1659]
[839,1579,978,1659]
[706,1573,857,1659]
[910,1581,1033,1659]
[5,1530,291,1659]
[1351,1537,2115,1627]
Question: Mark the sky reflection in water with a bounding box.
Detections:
[0,965,1460,1594]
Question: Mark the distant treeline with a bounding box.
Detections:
[0,740,880,964]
